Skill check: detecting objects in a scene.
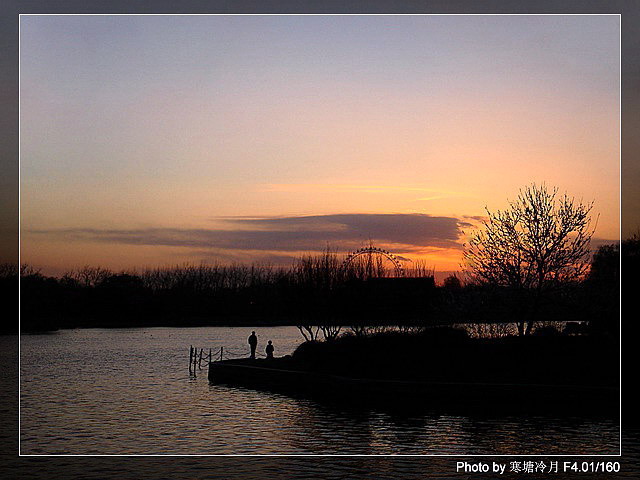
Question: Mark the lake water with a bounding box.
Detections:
[18,326,621,456]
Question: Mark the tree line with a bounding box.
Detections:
[3,184,627,337]
[5,240,620,336]
[10,250,437,333]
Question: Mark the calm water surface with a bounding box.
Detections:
[19,327,620,455]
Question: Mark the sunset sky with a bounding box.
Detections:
[20,15,620,278]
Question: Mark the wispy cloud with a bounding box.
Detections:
[261,183,464,196]
[30,213,470,253]
[413,196,449,202]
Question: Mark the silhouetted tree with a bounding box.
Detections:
[584,242,620,335]
[589,243,620,284]
[0,263,18,333]
[64,265,112,287]
[297,325,320,342]
[463,183,594,335]
[319,324,341,341]
[443,274,462,290]
[622,231,640,285]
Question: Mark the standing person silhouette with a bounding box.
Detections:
[265,340,274,359]
[248,331,258,359]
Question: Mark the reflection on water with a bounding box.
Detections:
[19,327,619,455]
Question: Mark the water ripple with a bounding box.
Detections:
[19,327,620,455]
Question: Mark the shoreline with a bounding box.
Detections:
[208,357,619,415]
[206,330,619,414]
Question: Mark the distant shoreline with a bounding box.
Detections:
[16,316,307,334]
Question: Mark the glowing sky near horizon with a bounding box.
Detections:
[20,15,620,276]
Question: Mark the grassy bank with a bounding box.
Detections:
[288,328,618,388]
[210,327,618,413]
